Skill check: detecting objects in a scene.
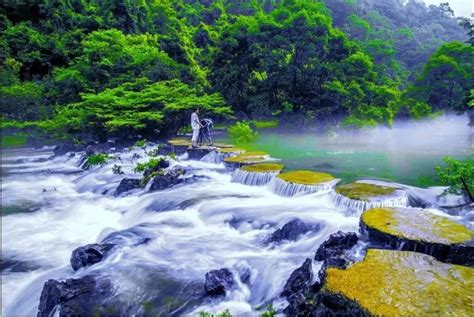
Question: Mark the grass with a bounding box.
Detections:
[241,163,284,173]
[277,170,335,185]
[1,134,27,148]
[335,183,396,201]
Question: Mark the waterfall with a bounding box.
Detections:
[330,190,409,212]
[268,177,340,197]
[201,150,243,164]
[231,169,279,186]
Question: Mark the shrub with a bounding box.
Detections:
[134,139,147,148]
[134,157,169,174]
[86,153,109,166]
[228,121,258,144]
[435,157,473,198]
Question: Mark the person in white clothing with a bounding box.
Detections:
[191,108,203,147]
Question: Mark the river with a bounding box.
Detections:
[1,114,472,316]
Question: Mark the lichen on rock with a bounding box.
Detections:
[216,147,245,154]
[269,170,339,197]
[361,207,474,265]
[332,182,409,212]
[323,249,474,316]
[241,163,284,173]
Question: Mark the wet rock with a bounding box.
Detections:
[314,231,358,262]
[268,219,323,244]
[1,257,41,273]
[115,178,141,196]
[37,275,115,317]
[281,258,313,298]
[269,170,339,197]
[70,243,114,271]
[360,207,474,266]
[53,142,84,156]
[149,174,177,191]
[321,249,473,316]
[204,268,235,296]
[85,141,115,156]
[187,147,214,160]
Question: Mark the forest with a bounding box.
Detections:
[1,0,472,143]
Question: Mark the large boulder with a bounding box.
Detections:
[53,142,85,156]
[204,268,235,296]
[149,174,178,191]
[314,231,358,262]
[268,219,323,244]
[70,243,114,271]
[360,207,474,266]
[37,275,115,317]
[281,258,313,298]
[320,249,474,316]
[269,170,339,197]
[115,178,141,196]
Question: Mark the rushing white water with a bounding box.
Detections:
[1,144,470,316]
[231,169,280,186]
[330,182,409,213]
[201,150,241,164]
[268,177,340,197]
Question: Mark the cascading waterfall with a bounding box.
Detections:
[330,190,409,212]
[231,169,279,186]
[200,150,235,164]
[268,177,340,197]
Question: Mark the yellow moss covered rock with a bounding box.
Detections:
[241,163,284,173]
[277,170,335,185]
[335,183,396,201]
[324,249,474,316]
[362,207,473,245]
[216,147,246,154]
[167,138,192,147]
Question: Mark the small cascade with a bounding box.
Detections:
[330,190,409,212]
[231,169,279,186]
[268,177,339,197]
[201,150,239,164]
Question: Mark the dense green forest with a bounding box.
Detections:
[1,0,472,143]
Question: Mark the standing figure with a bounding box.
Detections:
[191,108,203,147]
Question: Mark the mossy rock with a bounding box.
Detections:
[361,207,474,265]
[216,147,246,154]
[335,183,396,201]
[277,170,335,185]
[323,249,474,316]
[241,163,284,173]
[167,138,192,147]
[224,151,269,164]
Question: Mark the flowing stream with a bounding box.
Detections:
[1,115,472,316]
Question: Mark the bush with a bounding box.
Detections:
[134,157,170,186]
[228,121,258,144]
[251,119,279,129]
[435,157,473,198]
[86,153,109,166]
[134,139,147,148]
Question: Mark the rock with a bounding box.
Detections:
[223,151,269,171]
[187,147,214,160]
[70,243,114,271]
[314,231,358,262]
[53,142,84,156]
[281,258,313,298]
[331,182,408,212]
[204,268,235,296]
[115,178,141,196]
[269,170,339,197]
[321,249,474,316]
[85,141,115,156]
[149,174,177,191]
[37,275,115,317]
[268,219,323,244]
[360,207,474,266]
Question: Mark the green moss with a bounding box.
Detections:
[217,147,245,153]
[224,155,266,164]
[324,249,474,316]
[168,138,192,147]
[241,163,284,173]
[1,134,27,148]
[362,207,474,244]
[277,170,335,185]
[335,183,396,201]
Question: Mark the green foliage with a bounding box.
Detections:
[261,304,277,317]
[228,121,259,144]
[134,158,168,174]
[251,120,279,129]
[435,157,474,197]
[1,134,27,148]
[198,309,232,317]
[86,153,109,166]
[134,139,147,148]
